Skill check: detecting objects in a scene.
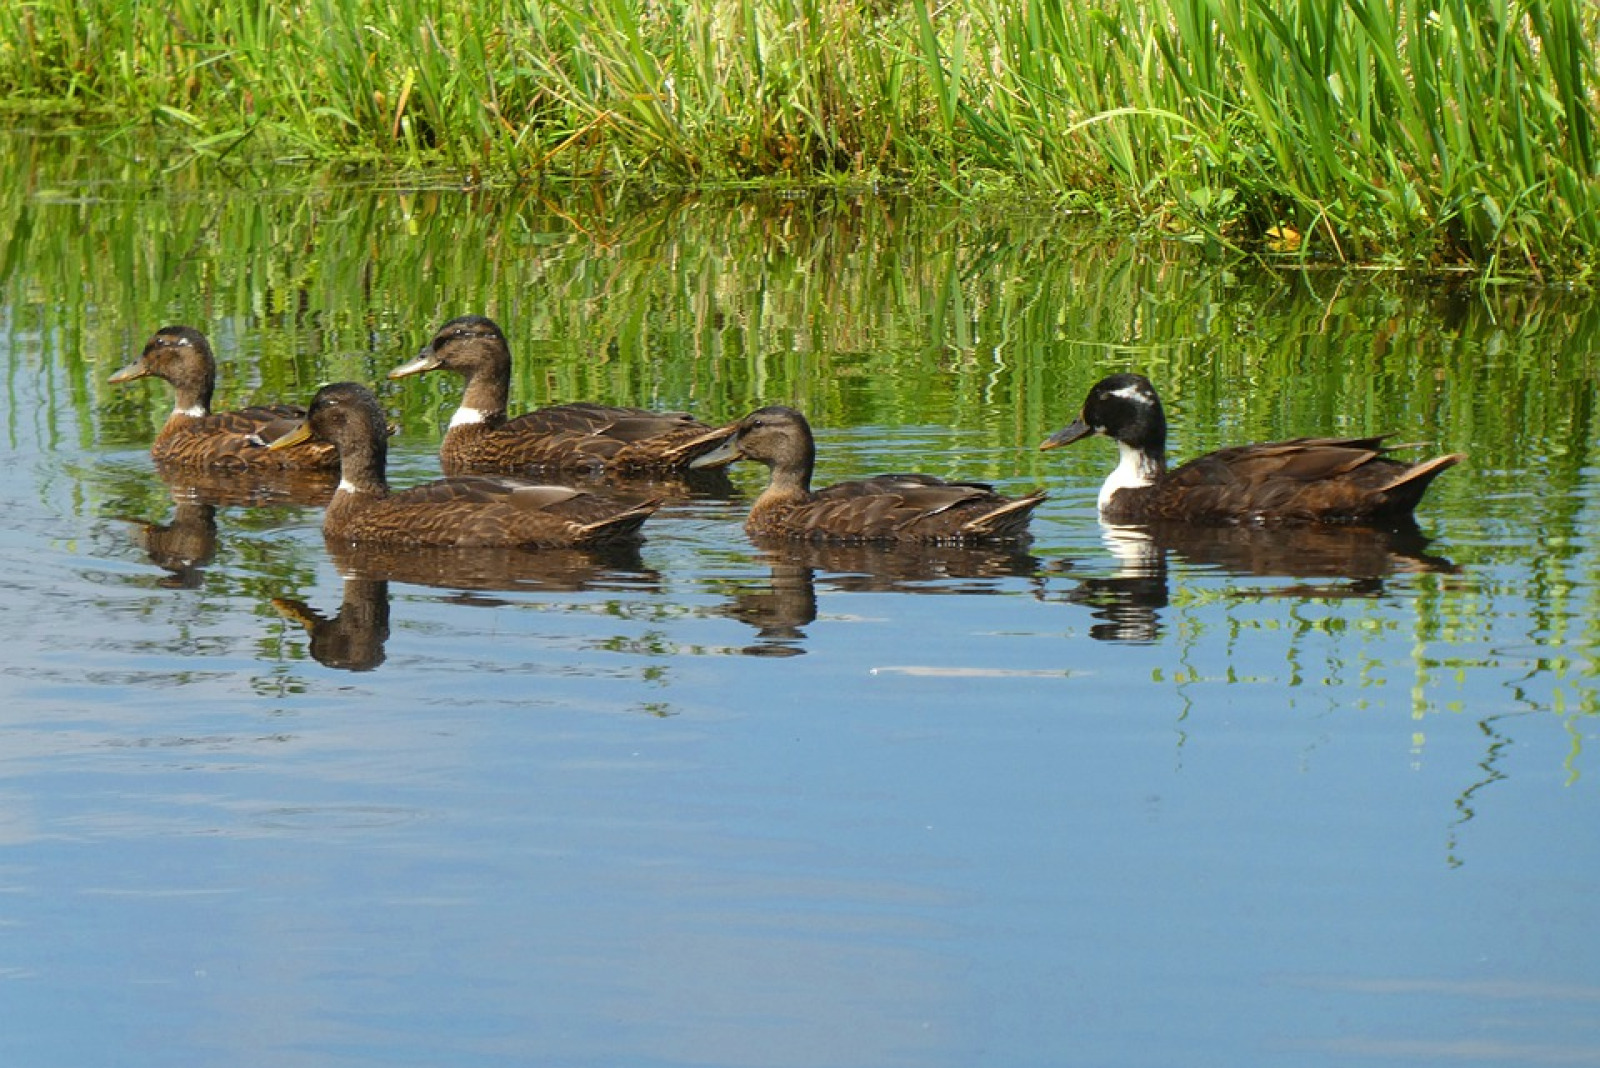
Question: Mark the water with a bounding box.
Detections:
[1,132,1597,1067]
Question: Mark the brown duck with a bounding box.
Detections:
[1041,373,1463,525]
[268,382,662,549]
[690,405,1046,544]
[388,315,730,477]
[109,325,336,469]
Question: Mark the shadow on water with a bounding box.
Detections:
[319,538,659,594]
[592,465,738,503]
[1045,520,1460,643]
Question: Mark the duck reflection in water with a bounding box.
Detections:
[721,560,818,657]
[272,541,658,670]
[321,539,657,595]
[154,464,338,509]
[124,499,219,589]
[119,464,339,588]
[273,578,391,672]
[1054,520,1459,643]
[717,539,1040,656]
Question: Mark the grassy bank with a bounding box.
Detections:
[2,0,1597,276]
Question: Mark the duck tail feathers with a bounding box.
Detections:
[1379,453,1464,512]
[961,490,1047,539]
[575,498,664,544]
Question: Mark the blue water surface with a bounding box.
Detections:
[0,177,1595,1068]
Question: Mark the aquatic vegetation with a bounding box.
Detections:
[1,0,1595,273]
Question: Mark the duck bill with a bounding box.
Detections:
[108,360,149,384]
[1040,419,1095,451]
[687,430,743,470]
[387,349,441,380]
[266,420,315,452]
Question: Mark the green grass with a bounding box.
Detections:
[1,0,1596,275]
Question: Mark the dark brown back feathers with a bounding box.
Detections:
[389,315,727,476]
[271,382,662,549]
[110,325,337,470]
[692,405,1045,544]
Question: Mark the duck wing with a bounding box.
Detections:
[365,477,662,548]
[156,404,337,469]
[389,477,585,508]
[168,404,306,442]
[500,403,642,436]
[1162,436,1460,523]
[449,404,718,475]
[759,478,1043,543]
[1175,436,1387,485]
[598,412,732,475]
[234,405,315,445]
[812,473,993,501]
[581,407,708,444]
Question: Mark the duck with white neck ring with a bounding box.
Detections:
[109,325,338,470]
[1041,373,1463,526]
[388,315,733,478]
[268,382,662,549]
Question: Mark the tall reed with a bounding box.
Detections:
[0,0,1595,273]
[956,0,1600,271]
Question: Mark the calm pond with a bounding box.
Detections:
[2,130,1597,1067]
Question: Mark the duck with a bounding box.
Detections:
[1041,372,1463,525]
[689,405,1046,544]
[387,315,732,477]
[268,382,662,549]
[109,325,337,470]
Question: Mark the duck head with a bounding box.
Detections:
[109,326,218,412]
[268,381,391,473]
[689,405,815,478]
[1041,373,1168,459]
[389,315,510,381]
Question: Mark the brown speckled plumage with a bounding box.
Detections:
[389,315,730,477]
[270,382,662,549]
[109,325,337,470]
[1042,373,1463,525]
[690,405,1045,544]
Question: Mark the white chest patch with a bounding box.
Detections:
[337,478,364,494]
[1099,441,1159,512]
[175,405,207,419]
[449,407,488,429]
